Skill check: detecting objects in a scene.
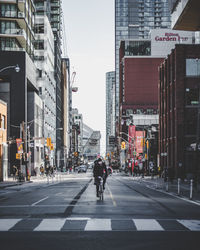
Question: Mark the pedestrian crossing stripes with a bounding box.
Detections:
[0,218,200,232]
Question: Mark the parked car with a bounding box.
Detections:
[78,165,87,173]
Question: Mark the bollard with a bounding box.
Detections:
[166,177,169,192]
[190,179,193,200]
[177,178,181,196]
[47,174,49,184]
[155,176,158,189]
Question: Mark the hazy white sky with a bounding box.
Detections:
[63,1,115,154]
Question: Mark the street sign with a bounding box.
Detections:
[16,153,21,160]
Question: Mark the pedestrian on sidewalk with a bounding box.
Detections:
[12,165,18,180]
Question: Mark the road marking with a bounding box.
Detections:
[0,219,21,231]
[0,218,200,231]
[178,220,200,231]
[0,197,7,201]
[107,184,117,207]
[31,196,49,206]
[85,219,111,231]
[133,219,164,231]
[55,192,63,196]
[34,219,66,231]
[66,217,91,220]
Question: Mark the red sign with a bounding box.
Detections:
[135,131,145,154]
[128,125,135,157]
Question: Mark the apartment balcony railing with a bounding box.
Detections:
[1,47,25,52]
[0,11,25,18]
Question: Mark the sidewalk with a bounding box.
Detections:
[0,172,78,189]
[133,175,200,203]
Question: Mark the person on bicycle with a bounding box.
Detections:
[93,157,108,197]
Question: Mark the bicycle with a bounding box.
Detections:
[96,176,104,201]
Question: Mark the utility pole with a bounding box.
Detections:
[20,123,23,172]
[22,121,28,180]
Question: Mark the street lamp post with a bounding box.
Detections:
[0,64,20,73]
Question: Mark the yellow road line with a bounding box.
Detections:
[107,184,117,207]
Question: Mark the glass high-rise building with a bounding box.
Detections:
[106,71,115,154]
[115,0,171,121]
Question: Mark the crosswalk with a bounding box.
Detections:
[0,218,200,232]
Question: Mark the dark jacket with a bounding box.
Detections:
[93,159,108,178]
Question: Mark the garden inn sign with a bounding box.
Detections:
[155,32,189,42]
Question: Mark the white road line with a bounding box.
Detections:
[66,217,91,220]
[107,185,117,207]
[31,196,49,206]
[178,220,200,231]
[133,219,164,231]
[34,219,66,231]
[84,219,111,231]
[0,219,21,231]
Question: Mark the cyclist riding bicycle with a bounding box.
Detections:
[93,157,108,197]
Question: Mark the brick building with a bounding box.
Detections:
[159,44,200,179]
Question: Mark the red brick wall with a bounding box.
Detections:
[123,57,164,109]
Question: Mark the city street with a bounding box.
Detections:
[0,171,200,250]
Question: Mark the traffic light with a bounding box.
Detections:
[121,141,126,150]
[74,152,79,157]
[47,137,51,147]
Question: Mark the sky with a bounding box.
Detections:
[62,0,115,155]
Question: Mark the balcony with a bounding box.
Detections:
[171,0,200,31]
[0,28,27,48]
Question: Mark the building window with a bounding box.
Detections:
[125,41,151,56]
[34,40,44,50]
[0,4,17,18]
[146,109,154,114]
[185,88,199,105]
[186,59,200,77]
[136,109,143,114]
[34,24,44,34]
[185,109,198,135]
[126,109,133,116]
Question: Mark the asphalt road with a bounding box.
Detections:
[0,171,200,250]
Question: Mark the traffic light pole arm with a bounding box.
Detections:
[117,136,135,147]
[120,132,135,140]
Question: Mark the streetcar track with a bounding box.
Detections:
[113,177,177,216]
